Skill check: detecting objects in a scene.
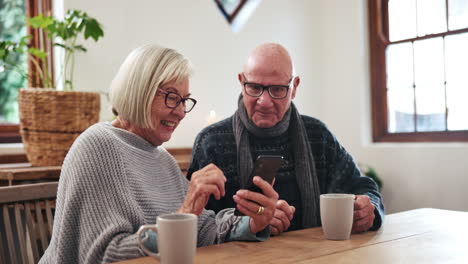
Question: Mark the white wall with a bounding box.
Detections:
[62,0,468,214]
[64,0,320,147]
[311,0,468,214]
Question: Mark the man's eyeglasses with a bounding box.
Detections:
[242,73,293,99]
[158,90,197,113]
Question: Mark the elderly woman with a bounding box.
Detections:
[39,44,279,264]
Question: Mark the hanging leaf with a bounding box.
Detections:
[84,18,104,41]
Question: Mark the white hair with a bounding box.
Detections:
[109,44,193,128]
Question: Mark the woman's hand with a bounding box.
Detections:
[233,176,279,234]
[177,164,226,215]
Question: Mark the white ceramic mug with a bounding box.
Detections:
[137,213,197,264]
[320,193,355,240]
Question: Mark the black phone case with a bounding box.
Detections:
[234,155,283,216]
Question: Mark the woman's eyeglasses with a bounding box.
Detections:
[158,90,197,113]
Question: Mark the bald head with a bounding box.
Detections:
[243,43,294,81]
[239,43,300,128]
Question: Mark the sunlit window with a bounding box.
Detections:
[369,0,468,142]
[0,0,51,144]
[0,0,27,124]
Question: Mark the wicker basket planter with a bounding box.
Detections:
[18,88,100,166]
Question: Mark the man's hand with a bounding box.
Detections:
[352,195,375,233]
[233,176,279,234]
[270,200,295,235]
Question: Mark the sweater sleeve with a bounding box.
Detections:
[40,128,147,264]
[177,174,270,246]
[226,216,270,242]
[321,127,385,230]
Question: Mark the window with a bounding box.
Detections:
[0,0,52,143]
[368,0,468,142]
[0,0,26,142]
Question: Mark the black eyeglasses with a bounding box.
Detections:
[158,90,197,113]
[242,73,293,99]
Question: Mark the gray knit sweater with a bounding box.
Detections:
[40,122,263,264]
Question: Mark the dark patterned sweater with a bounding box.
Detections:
[187,115,384,232]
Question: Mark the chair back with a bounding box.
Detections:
[0,182,58,264]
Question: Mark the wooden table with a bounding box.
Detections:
[112,208,468,263]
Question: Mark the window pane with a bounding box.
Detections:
[414,37,446,131]
[388,88,416,133]
[416,0,447,36]
[448,0,468,30]
[387,43,415,132]
[0,0,26,124]
[446,33,468,130]
[389,0,418,41]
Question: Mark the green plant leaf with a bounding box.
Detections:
[28,48,47,59]
[0,49,6,59]
[65,10,85,33]
[53,22,68,40]
[1,8,105,91]
[84,19,104,41]
[1,43,14,64]
[365,167,383,190]
[64,79,73,91]
[28,14,54,29]
[19,35,32,46]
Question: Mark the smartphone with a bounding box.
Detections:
[234,155,284,216]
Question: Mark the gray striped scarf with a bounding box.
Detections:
[232,96,321,228]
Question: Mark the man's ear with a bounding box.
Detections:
[238,73,244,93]
[291,76,300,99]
[238,73,247,95]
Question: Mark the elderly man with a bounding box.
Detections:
[188,43,384,235]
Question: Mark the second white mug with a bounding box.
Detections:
[320,193,355,240]
[137,213,197,264]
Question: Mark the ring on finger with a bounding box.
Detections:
[256,206,265,215]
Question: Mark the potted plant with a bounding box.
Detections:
[0,9,104,166]
[359,163,383,191]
